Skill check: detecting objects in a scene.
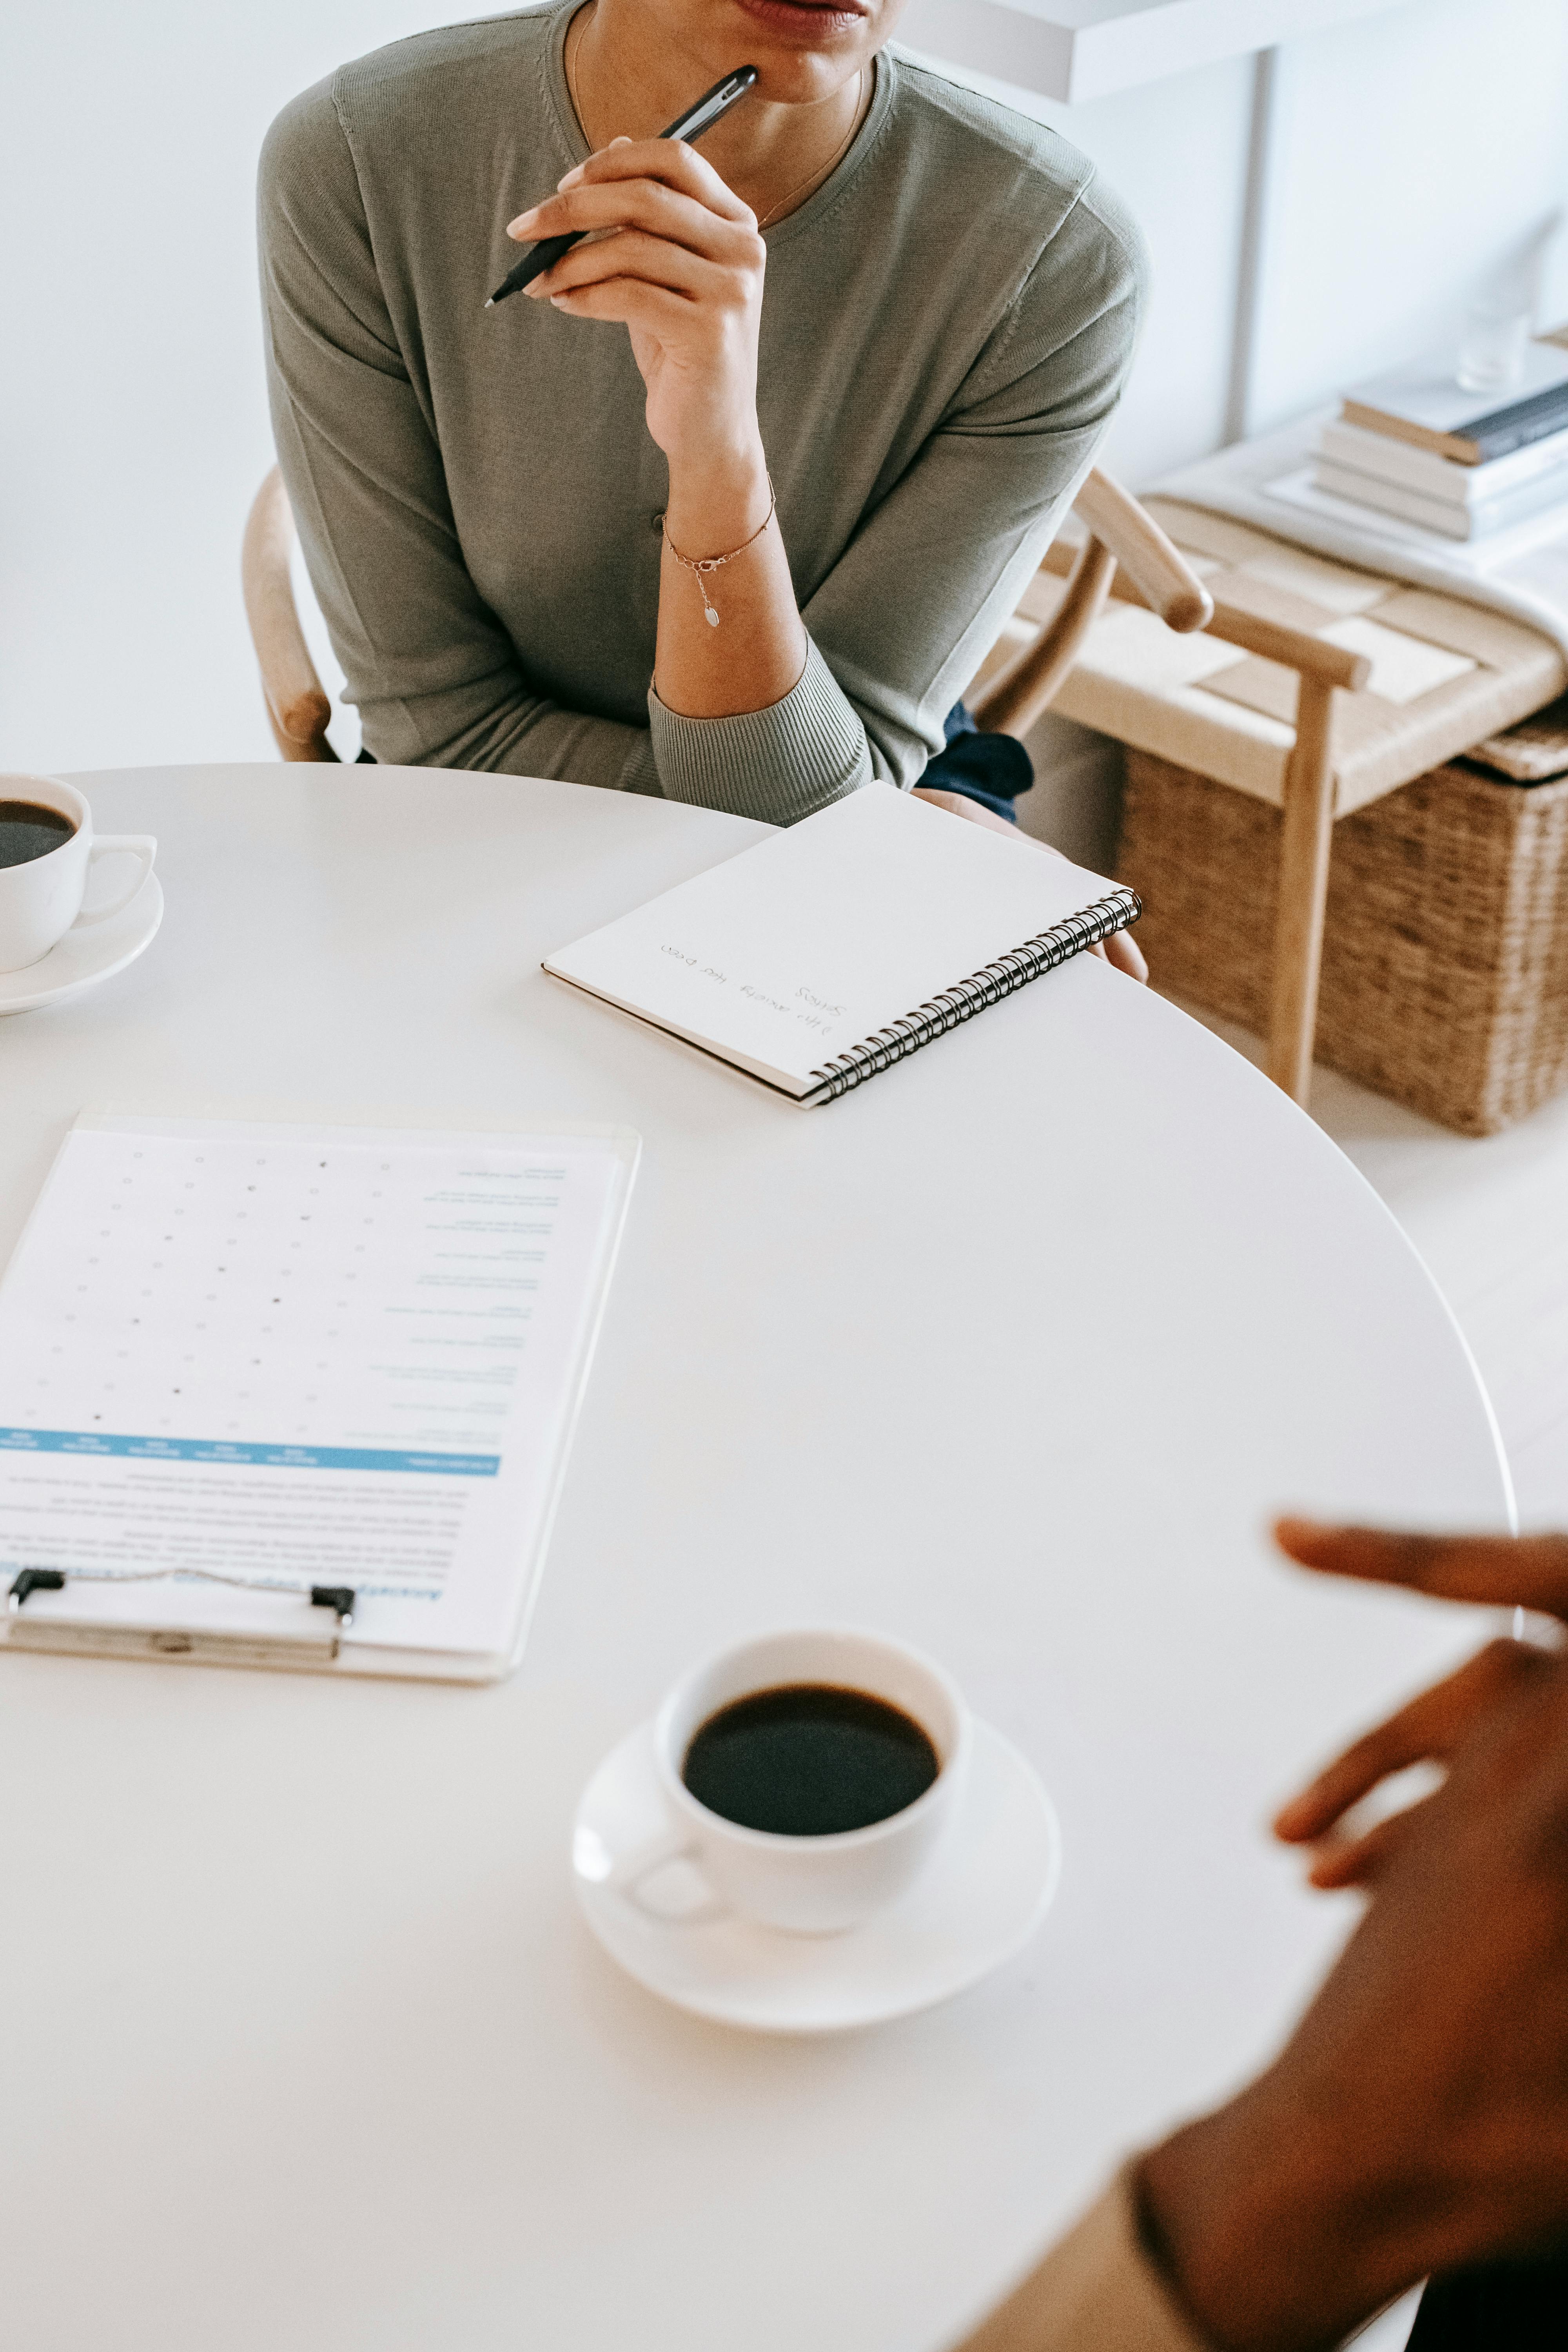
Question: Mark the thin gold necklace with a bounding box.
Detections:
[566,7,593,140]
[757,74,864,229]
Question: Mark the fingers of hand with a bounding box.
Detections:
[554,133,633,192]
[540,281,755,355]
[1104,930,1149,983]
[1274,1518,1568,1619]
[1274,1639,1542,1844]
[541,278,700,335]
[1304,1792,1441,1889]
[1004,833,1147,978]
[563,137,755,225]
[511,176,760,269]
[910,788,1017,836]
[530,228,728,306]
[534,244,763,340]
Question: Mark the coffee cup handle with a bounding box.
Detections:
[612,1829,730,1927]
[74,835,157,928]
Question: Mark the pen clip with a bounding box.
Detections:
[663,65,759,146]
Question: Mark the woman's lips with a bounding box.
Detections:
[734,0,869,36]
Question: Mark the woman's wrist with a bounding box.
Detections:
[663,436,771,557]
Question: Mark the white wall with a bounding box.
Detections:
[1252,0,1568,428]
[2,0,1566,774]
[0,0,445,775]
[936,0,1568,474]
[978,50,1260,483]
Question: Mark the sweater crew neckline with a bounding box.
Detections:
[541,0,894,245]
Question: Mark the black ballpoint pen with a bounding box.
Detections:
[485,64,760,310]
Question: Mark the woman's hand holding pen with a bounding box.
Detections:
[508,137,803,719]
[509,139,765,490]
[505,98,1147,902]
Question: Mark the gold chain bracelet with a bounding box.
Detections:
[660,480,777,628]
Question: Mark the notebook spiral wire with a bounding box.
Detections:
[804,889,1142,1103]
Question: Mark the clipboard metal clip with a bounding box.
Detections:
[5,1567,358,1670]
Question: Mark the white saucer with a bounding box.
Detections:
[572,1716,1061,2034]
[0,872,164,1014]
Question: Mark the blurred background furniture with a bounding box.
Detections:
[985,494,1568,1128]
[1123,751,1568,1135]
[969,476,1373,1108]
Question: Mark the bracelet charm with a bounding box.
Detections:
[661,480,778,627]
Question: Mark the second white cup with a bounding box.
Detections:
[0,773,157,975]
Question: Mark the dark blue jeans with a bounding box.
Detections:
[922,702,1033,824]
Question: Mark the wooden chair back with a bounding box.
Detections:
[971,471,1215,737]
[241,468,337,762]
[978,467,1372,1104]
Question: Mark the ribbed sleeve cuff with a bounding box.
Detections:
[647,638,873,824]
[953,2169,1214,2352]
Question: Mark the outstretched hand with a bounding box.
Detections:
[1271,1521,1566,1887]
[1140,1612,1568,2349]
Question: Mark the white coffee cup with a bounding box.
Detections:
[615,1627,971,1936]
[0,773,157,975]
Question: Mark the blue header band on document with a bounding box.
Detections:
[0,1427,500,1475]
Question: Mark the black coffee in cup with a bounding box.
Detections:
[682,1684,939,1837]
[0,801,75,870]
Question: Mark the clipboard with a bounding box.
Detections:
[7,1567,357,1670]
[0,1114,641,1681]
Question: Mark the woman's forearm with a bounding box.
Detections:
[512,133,812,727]
[656,443,807,717]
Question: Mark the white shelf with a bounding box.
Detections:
[897,0,1408,103]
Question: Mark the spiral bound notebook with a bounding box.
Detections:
[543,784,1140,1103]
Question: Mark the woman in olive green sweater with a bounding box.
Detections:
[260,0,1145,950]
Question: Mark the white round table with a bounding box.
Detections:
[0,765,1509,2352]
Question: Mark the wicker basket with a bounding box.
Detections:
[1116,750,1568,1136]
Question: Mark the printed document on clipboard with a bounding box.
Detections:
[0,1116,639,1681]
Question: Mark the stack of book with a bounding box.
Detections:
[1312,342,1568,542]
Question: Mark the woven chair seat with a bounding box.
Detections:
[1020,500,1567,818]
